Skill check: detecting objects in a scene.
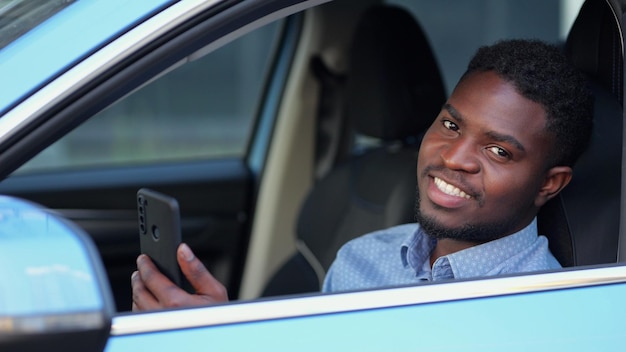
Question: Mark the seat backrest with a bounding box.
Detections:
[261,5,446,296]
[537,0,623,266]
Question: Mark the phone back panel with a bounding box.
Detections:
[137,188,183,286]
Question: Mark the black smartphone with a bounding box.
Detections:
[137,188,183,287]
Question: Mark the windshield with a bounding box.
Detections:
[0,0,75,50]
[0,0,174,116]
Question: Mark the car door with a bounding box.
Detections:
[107,265,626,351]
[0,0,306,312]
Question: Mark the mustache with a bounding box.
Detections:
[420,164,482,201]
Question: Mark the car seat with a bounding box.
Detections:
[261,4,446,296]
[537,0,623,266]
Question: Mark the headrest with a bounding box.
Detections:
[565,0,623,105]
[345,5,446,141]
[540,0,623,266]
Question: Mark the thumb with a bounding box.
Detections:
[177,243,228,302]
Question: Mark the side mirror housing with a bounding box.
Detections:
[0,196,114,352]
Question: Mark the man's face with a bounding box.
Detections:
[416,71,555,243]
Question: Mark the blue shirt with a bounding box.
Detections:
[322,218,561,293]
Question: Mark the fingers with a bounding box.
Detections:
[134,254,186,309]
[178,243,228,303]
[131,245,229,312]
[131,269,159,311]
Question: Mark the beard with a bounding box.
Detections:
[414,187,517,243]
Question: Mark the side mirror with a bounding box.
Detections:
[0,196,114,352]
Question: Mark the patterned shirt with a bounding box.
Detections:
[322,218,561,293]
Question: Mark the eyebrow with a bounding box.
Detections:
[443,103,526,153]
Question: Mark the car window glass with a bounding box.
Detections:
[15,20,281,174]
[384,0,585,94]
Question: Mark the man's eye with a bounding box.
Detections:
[487,146,510,159]
[443,120,458,131]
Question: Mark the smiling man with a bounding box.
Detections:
[132,39,593,310]
[322,39,593,291]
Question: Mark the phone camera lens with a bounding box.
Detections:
[151,225,160,241]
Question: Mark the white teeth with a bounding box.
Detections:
[434,177,471,199]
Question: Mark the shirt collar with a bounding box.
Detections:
[400,225,435,271]
[401,218,539,281]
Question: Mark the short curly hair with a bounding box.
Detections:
[461,39,593,167]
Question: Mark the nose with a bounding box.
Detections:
[440,138,480,173]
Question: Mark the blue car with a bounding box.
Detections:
[0,0,625,350]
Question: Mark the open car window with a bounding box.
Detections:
[6,0,614,299]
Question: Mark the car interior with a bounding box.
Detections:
[0,0,622,314]
[261,3,446,296]
[258,0,625,298]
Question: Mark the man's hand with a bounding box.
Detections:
[131,243,228,311]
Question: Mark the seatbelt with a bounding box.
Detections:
[310,55,347,180]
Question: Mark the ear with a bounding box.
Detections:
[534,166,572,207]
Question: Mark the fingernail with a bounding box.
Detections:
[179,243,195,262]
